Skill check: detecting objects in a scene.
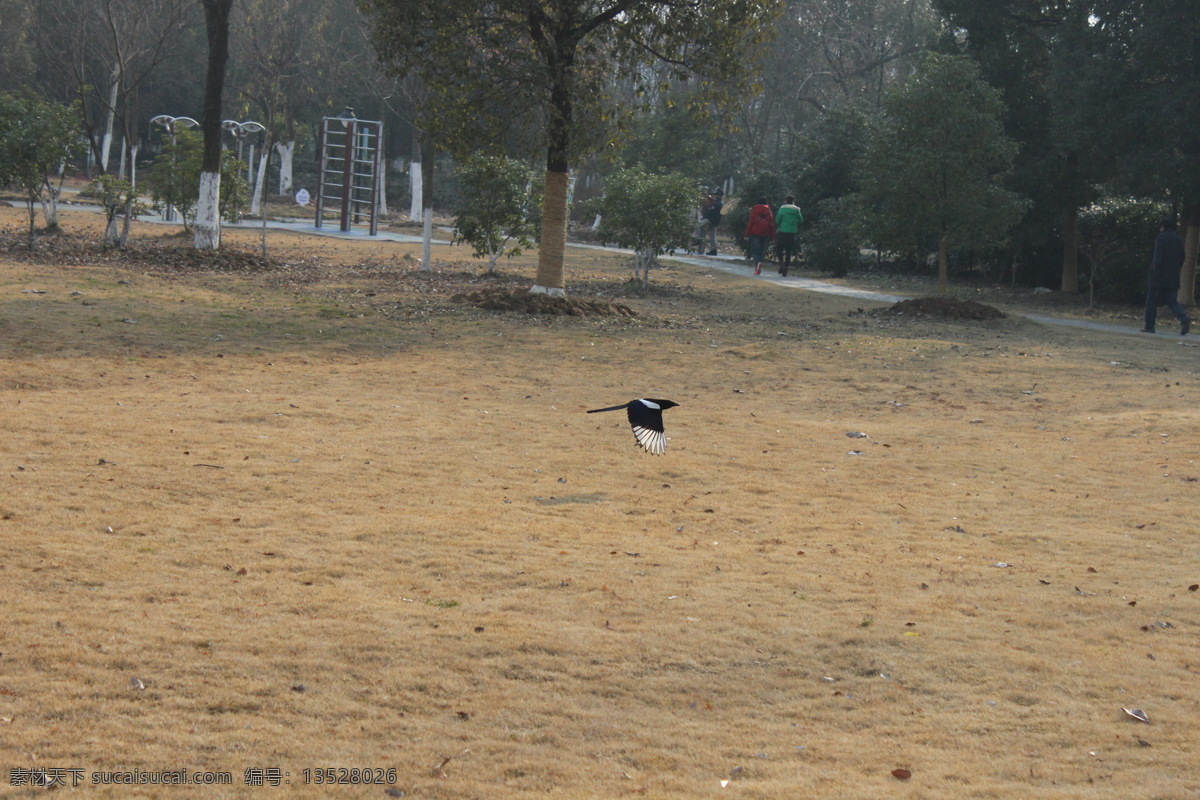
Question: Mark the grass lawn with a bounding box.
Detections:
[1,206,1198,798]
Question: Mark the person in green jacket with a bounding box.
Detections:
[774,195,803,276]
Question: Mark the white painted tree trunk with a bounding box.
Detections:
[409,160,422,221]
[251,150,268,215]
[100,75,118,172]
[194,170,222,249]
[274,140,294,195]
[377,167,388,216]
[42,184,60,230]
[421,206,433,271]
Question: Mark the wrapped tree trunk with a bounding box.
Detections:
[533,170,569,296]
[531,70,572,297]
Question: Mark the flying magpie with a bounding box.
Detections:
[588,398,679,455]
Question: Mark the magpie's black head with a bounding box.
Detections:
[650,399,679,410]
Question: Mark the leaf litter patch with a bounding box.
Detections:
[885,296,1006,321]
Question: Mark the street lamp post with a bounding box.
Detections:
[149,114,198,222]
[221,120,265,220]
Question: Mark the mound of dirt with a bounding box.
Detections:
[452,287,637,317]
[887,296,1005,320]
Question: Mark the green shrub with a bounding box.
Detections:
[596,168,698,288]
[452,155,541,272]
[801,198,860,277]
[1077,198,1165,306]
[145,129,249,228]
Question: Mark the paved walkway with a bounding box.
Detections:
[60,201,453,245]
[663,251,1186,340]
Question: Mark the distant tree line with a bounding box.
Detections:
[0,0,1195,303]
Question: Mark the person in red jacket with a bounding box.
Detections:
[744,198,775,275]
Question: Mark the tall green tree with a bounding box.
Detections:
[931,0,1094,292]
[1085,0,1200,304]
[361,0,780,297]
[854,53,1026,293]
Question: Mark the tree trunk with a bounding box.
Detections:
[274,140,294,195]
[105,217,120,248]
[40,179,60,232]
[1180,201,1199,307]
[532,65,573,297]
[420,137,433,271]
[533,170,569,296]
[100,71,118,173]
[251,149,269,216]
[409,132,422,221]
[25,196,37,244]
[377,162,388,216]
[119,202,133,248]
[194,172,222,249]
[1061,207,1079,294]
[936,233,949,294]
[194,0,234,250]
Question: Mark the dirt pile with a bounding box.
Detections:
[452,286,637,317]
[886,296,1006,320]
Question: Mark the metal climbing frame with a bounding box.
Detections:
[315,114,384,235]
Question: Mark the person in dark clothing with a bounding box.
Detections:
[1141,216,1191,335]
[701,189,723,255]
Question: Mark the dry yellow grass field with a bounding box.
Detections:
[1,207,1198,799]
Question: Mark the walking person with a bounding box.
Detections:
[1141,216,1191,335]
[702,188,723,255]
[745,197,775,275]
[774,195,803,277]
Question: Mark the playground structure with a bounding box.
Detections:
[314,111,384,235]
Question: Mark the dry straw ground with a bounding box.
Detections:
[1,206,1199,799]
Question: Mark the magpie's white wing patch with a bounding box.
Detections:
[632,425,667,455]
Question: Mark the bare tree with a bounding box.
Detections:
[32,0,193,178]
